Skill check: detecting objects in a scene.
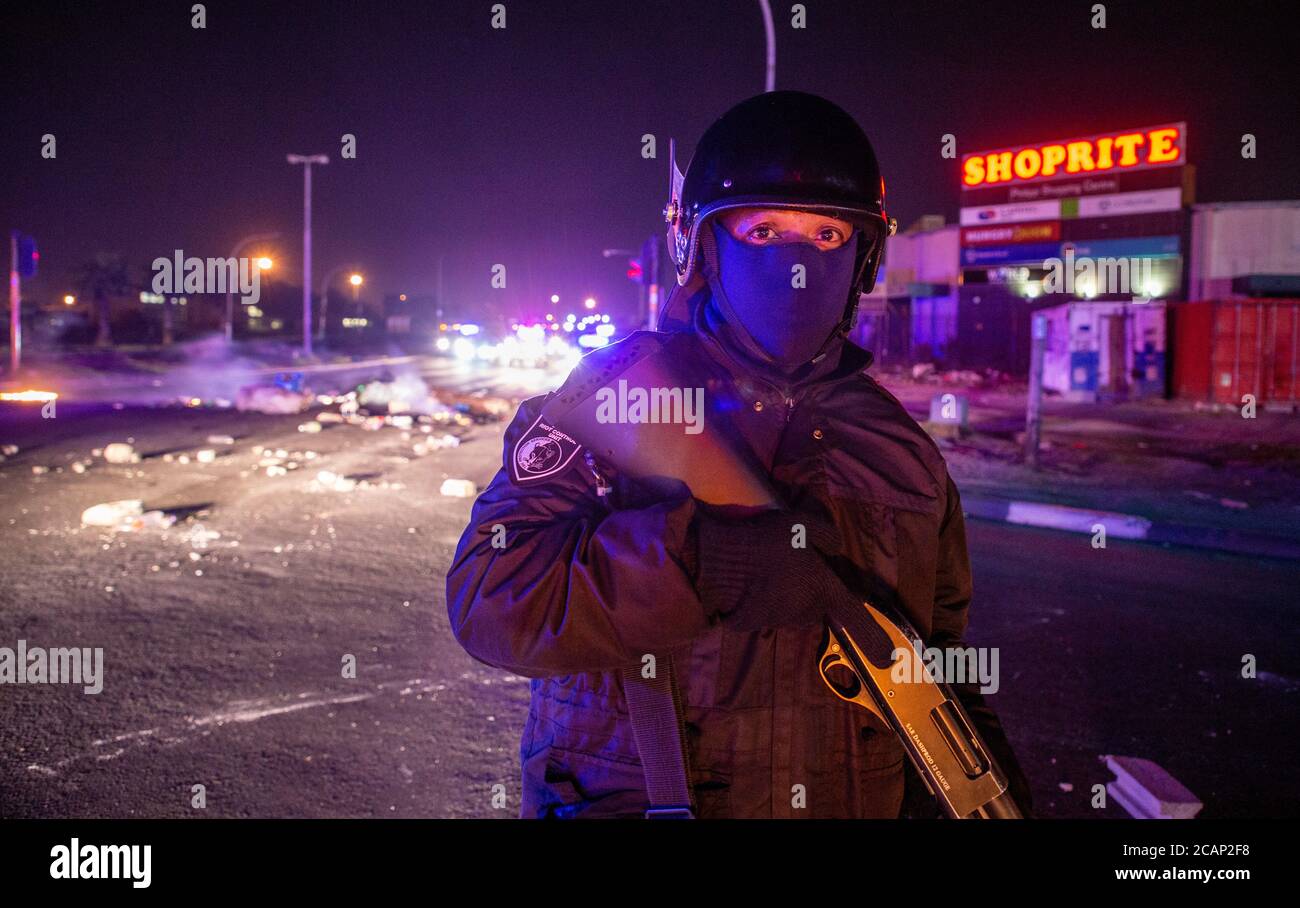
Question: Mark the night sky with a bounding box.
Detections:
[5,0,1298,326]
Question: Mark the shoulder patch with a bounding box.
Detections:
[510,412,584,483]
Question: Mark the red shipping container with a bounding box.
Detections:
[1172,299,1300,404]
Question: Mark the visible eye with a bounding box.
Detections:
[815,226,848,247]
[745,224,777,243]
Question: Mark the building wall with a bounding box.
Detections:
[911,295,958,361]
[879,224,960,363]
[1188,202,1300,300]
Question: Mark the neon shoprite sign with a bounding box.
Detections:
[962,123,1185,189]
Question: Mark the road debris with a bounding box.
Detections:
[103,443,139,464]
[82,499,140,526]
[1101,754,1203,819]
[315,470,357,493]
[235,382,314,415]
[81,500,177,532]
[439,479,477,497]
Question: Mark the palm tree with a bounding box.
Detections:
[76,254,130,347]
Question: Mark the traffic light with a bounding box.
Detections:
[15,233,39,278]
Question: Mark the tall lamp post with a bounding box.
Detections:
[348,272,364,311]
[286,153,329,355]
[758,0,776,91]
[318,264,363,342]
[224,232,278,343]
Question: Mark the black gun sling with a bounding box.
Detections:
[621,652,697,819]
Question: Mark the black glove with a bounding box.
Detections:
[689,505,843,632]
[689,506,896,669]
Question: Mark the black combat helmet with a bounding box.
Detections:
[664,91,897,324]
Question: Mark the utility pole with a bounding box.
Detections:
[8,232,19,375]
[641,235,662,330]
[757,0,776,91]
[9,232,37,374]
[436,254,444,324]
[1024,312,1047,468]
[287,154,328,355]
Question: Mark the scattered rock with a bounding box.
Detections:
[440,478,477,498]
[134,510,177,531]
[185,525,220,549]
[81,500,144,527]
[315,470,357,493]
[235,383,313,415]
[103,442,138,464]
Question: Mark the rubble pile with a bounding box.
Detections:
[908,363,1008,387]
[235,382,315,415]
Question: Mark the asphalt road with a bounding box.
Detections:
[1,397,1296,818]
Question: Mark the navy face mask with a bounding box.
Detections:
[706,219,858,371]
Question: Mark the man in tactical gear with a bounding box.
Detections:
[446,91,1033,819]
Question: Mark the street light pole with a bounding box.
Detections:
[758,0,776,91]
[1025,312,1048,469]
[287,153,328,355]
[224,232,278,343]
[318,263,362,342]
[8,232,20,375]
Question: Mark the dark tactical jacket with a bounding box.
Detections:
[446,310,1027,819]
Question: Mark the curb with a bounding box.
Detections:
[962,495,1300,561]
